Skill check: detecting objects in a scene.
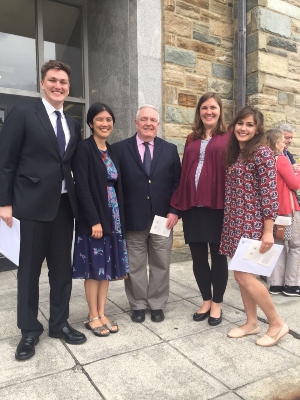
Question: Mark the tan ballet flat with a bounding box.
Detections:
[256,323,289,347]
[227,326,260,338]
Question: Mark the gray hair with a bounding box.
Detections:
[136,105,160,122]
[277,123,294,133]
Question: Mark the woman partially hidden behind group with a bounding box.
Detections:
[220,106,288,346]
[72,102,129,337]
[171,92,229,326]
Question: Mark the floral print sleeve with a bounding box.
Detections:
[253,146,278,221]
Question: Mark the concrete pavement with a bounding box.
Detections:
[0,260,300,400]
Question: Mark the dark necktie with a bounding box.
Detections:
[143,142,151,175]
[54,111,66,158]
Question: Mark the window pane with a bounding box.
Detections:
[43,0,83,99]
[64,102,84,133]
[0,0,37,91]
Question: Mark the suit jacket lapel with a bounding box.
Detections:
[64,113,77,159]
[150,137,163,176]
[35,99,61,158]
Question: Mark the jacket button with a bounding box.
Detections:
[149,180,151,183]
[147,196,150,200]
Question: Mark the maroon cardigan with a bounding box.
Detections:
[171,132,230,211]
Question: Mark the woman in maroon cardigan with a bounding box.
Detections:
[171,92,230,325]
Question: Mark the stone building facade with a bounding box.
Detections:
[161,0,300,250]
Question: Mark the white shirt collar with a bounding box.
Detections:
[42,98,64,116]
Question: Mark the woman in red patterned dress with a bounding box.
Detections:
[220,106,288,347]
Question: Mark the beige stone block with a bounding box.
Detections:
[163,123,181,138]
[264,74,300,94]
[178,93,198,107]
[288,71,300,81]
[165,86,178,105]
[286,108,300,125]
[221,38,234,50]
[186,73,207,91]
[164,11,192,38]
[177,37,215,56]
[209,19,234,39]
[248,93,278,107]
[197,53,215,61]
[181,125,193,137]
[263,87,278,97]
[182,0,209,8]
[208,77,233,99]
[215,47,233,66]
[210,0,233,18]
[200,14,209,25]
[164,33,176,46]
[164,64,185,87]
[164,0,175,11]
[259,52,288,77]
[264,111,286,129]
[202,9,232,24]
[176,1,200,20]
[197,58,211,76]
[295,94,300,108]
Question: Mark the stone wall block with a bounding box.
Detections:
[295,95,300,109]
[165,86,178,105]
[183,0,209,9]
[196,58,212,76]
[165,46,197,68]
[247,0,268,12]
[209,19,234,39]
[247,32,259,54]
[264,74,300,94]
[212,63,233,80]
[208,78,233,99]
[176,1,200,20]
[165,33,176,46]
[164,135,186,154]
[264,111,286,129]
[286,108,300,125]
[164,11,192,38]
[166,105,195,125]
[178,93,198,107]
[258,51,288,77]
[248,93,278,107]
[278,92,295,106]
[164,0,175,11]
[247,72,263,96]
[193,31,221,46]
[252,8,291,38]
[210,0,233,18]
[177,37,215,56]
[215,48,233,66]
[186,74,207,91]
[268,0,300,21]
[268,36,297,52]
[164,63,185,86]
[164,123,181,138]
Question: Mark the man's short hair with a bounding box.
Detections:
[277,123,294,133]
[41,60,71,80]
[136,105,159,122]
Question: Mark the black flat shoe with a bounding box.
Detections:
[151,309,164,322]
[208,310,223,326]
[49,323,87,344]
[15,336,39,361]
[131,309,145,323]
[193,310,210,322]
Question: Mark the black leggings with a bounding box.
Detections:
[189,242,228,303]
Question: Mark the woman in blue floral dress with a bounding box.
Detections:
[72,102,129,337]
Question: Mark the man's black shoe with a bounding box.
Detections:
[49,323,87,344]
[151,309,164,323]
[15,336,39,361]
[131,310,145,323]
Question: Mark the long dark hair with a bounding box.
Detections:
[190,92,227,141]
[86,102,115,133]
[225,106,265,167]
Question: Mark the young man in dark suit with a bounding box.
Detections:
[112,105,181,323]
[0,60,86,361]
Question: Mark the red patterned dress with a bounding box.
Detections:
[220,146,278,259]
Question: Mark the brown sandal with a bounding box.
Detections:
[84,316,110,337]
[99,314,119,333]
